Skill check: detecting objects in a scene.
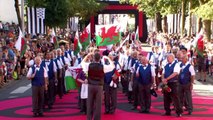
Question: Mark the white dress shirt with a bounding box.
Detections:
[162,60,181,74]
[181,62,195,76]
[136,64,156,77]
[27,64,48,78]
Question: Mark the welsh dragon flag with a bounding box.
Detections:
[96,24,121,46]
[80,24,90,50]
[15,28,27,57]
[193,30,204,57]
[74,30,82,55]
[64,67,83,91]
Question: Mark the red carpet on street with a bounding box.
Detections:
[0,90,213,120]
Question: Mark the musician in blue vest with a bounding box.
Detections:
[121,50,131,95]
[162,53,183,117]
[103,53,119,114]
[136,56,155,113]
[65,43,73,66]
[179,54,195,115]
[52,50,63,99]
[146,46,154,61]
[61,45,71,67]
[127,51,138,109]
[56,48,68,98]
[44,51,57,109]
[131,52,142,110]
[27,56,48,117]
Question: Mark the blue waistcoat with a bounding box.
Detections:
[131,58,136,67]
[138,64,152,85]
[133,60,140,81]
[164,61,179,82]
[104,62,117,85]
[78,57,82,64]
[53,58,59,70]
[31,66,45,86]
[47,60,54,81]
[60,56,66,65]
[179,64,191,85]
[148,52,153,60]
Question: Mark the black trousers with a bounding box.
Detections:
[104,84,117,113]
[138,84,151,111]
[121,71,130,93]
[179,83,193,112]
[32,86,44,114]
[44,80,55,107]
[132,80,139,107]
[57,70,64,98]
[163,82,182,114]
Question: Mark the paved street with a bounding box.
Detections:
[0,74,212,120]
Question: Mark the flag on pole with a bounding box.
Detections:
[79,24,90,50]
[116,34,129,52]
[27,7,46,34]
[193,30,204,57]
[50,29,58,48]
[96,24,121,46]
[64,67,83,91]
[135,26,139,40]
[15,28,27,57]
[74,31,82,55]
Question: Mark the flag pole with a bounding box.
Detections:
[21,0,25,34]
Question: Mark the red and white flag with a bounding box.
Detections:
[15,28,27,57]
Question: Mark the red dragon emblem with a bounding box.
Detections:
[99,26,120,44]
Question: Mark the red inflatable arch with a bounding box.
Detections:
[90,1,148,43]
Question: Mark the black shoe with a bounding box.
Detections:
[33,113,38,117]
[104,110,110,114]
[204,79,206,82]
[188,111,192,115]
[176,113,182,117]
[139,110,146,113]
[48,105,53,109]
[38,113,44,117]
[131,106,137,110]
[162,112,171,116]
[198,79,202,81]
[145,110,150,113]
[109,110,115,114]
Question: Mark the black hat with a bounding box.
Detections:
[150,88,158,97]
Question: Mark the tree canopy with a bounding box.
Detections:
[120,0,181,18]
[26,0,105,27]
[194,0,213,20]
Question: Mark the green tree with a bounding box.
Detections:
[120,0,181,33]
[26,0,105,28]
[14,0,22,28]
[194,0,213,41]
